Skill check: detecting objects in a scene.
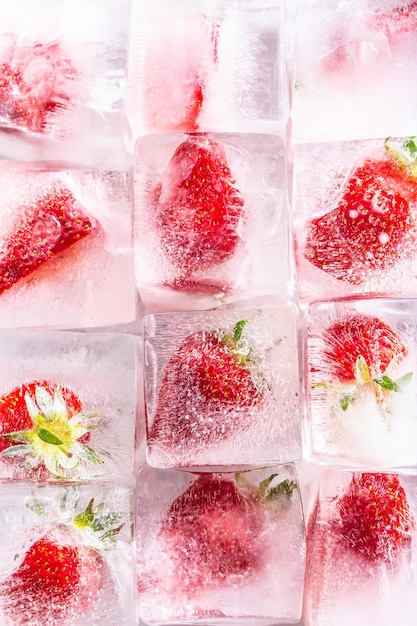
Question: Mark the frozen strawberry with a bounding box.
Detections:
[0,538,102,625]
[337,473,416,561]
[0,186,95,294]
[154,135,244,276]
[0,38,77,134]
[372,1,417,46]
[160,472,297,597]
[321,312,407,382]
[149,320,264,453]
[0,380,102,478]
[161,474,261,594]
[0,498,123,625]
[304,138,417,283]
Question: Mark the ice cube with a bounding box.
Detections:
[292,0,417,142]
[134,133,291,310]
[304,470,417,626]
[0,328,138,480]
[0,0,131,169]
[144,304,301,468]
[126,0,286,138]
[304,298,417,467]
[136,464,305,624]
[293,137,417,302]
[0,161,136,329]
[0,481,135,626]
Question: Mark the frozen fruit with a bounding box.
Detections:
[372,1,417,46]
[336,472,416,561]
[0,38,77,134]
[0,186,95,294]
[320,312,407,382]
[161,474,261,595]
[160,472,297,597]
[312,312,412,414]
[0,497,122,625]
[0,380,102,477]
[304,138,417,283]
[149,319,264,452]
[154,135,244,276]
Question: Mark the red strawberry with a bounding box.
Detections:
[337,473,416,561]
[304,139,417,283]
[0,186,95,294]
[159,472,297,596]
[0,380,102,477]
[160,474,261,595]
[0,498,123,625]
[0,39,77,134]
[154,135,244,276]
[0,538,102,625]
[148,320,264,454]
[320,313,407,383]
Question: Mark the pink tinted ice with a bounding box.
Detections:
[0,0,131,168]
[305,299,417,467]
[137,465,305,625]
[304,470,417,626]
[127,0,285,137]
[0,161,135,328]
[292,0,417,142]
[0,35,78,135]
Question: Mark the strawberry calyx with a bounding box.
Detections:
[337,472,416,562]
[385,136,417,179]
[236,472,297,511]
[73,498,124,549]
[220,319,266,398]
[0,384,102,477]
[313,354,413,414]
[221,319,252,363]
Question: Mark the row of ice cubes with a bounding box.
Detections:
[1,466,417,625]
[3,131,417,325]
[2,0,417,162]
[1,297,417,482]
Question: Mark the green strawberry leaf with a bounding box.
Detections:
[74,498,95,528]
[405,137,417,158]
[233,319,248,342]
[265,478,297,501]
[373,375,400,392]
[373,371,413,393]
[37,428,63,446]
[340,393,353,411]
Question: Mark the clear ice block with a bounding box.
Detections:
[0,0,131,169]
[305,299,417,467]
[134,133,292,309]
[304,470,417,626]
[144,304,301,468]
[292,0,417,142]
[127,0,286,137]
[0,161,136,329]
[136,464,305,625]
[0,329,137,480]
[0,481,135,626]
[293,137,417,303]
